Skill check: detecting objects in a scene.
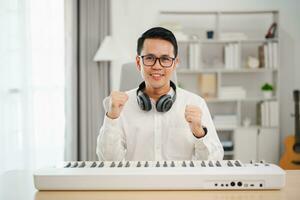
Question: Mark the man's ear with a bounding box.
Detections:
[136,55,141,71]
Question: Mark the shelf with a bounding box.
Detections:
[160,10,278,15]
[177,68,278,74]
[215,126,237,131]
[206,97,277,103]
[224,151,234,156]
[163,9,280,163]
[178,38,278,44]
[216,125,279,131]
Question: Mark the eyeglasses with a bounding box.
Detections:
[139,54,175,68]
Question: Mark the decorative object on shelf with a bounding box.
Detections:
[243,117,251,127]
[198,73,217,99]
[206,30,214,39]
[247,56,259,69]
[265,22,277,39]
[261,83,273,99]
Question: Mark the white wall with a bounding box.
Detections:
[111,0,300,155]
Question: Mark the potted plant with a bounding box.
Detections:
[261,83,273,98]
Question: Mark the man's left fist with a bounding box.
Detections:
[185,105,206,138]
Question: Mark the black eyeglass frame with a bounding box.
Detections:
[139,55,176,68]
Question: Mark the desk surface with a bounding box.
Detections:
[0,170,299,200]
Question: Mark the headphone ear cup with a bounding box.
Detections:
[137,92,152,111]
[156,94,173,112]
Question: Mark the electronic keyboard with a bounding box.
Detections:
[33,160,286,190]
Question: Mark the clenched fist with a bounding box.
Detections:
[185,105,206,138]
[107,91,129,119]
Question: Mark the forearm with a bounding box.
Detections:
[96,116,126,161]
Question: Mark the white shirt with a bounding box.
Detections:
[96,87,224,161]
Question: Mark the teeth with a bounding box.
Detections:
[151,74,163,77]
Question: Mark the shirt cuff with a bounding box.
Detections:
[103,113,120,127]
[193,126,207,139]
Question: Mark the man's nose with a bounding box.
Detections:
[152,58,163,69]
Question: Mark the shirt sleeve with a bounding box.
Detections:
[193,100,224,160]
[96,97,126,161]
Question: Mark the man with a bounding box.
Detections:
[97,27,223,161]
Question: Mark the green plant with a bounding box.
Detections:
[261,83,273,91]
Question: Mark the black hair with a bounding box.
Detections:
[137,27,178,58]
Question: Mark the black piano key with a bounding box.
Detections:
[90,162,96,168]
[144,161,149,167]
[64,162,71,168]
[137,161,141,167]
[171,161,175,167]
[234,160,241,167]
[71,162,78,168]
[163,161,168,167]
[125,161,130,167]
[79,161,85,168]
[190,161,194,167]
[156,161,160,167]
[201,161,206,167]
[110,162,116,167]
[117,161,123,167]
[182,161,187,167]
[216,161,221,167]
[98,161,104,167]
[227,160,233,167]
[208,161,214,167]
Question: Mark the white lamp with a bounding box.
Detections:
[93,35,129,62]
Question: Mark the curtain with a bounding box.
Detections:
[65,0,111,161]
[0,0,65,174]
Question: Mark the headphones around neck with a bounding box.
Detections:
[136,81,177,112]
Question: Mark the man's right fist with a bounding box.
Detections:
[107,91,129,119]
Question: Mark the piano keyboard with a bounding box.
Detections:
[33,160,286,190]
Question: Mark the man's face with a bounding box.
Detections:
[136,38,178,90]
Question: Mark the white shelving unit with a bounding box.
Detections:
[159,10,280,162]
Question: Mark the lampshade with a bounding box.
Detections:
[93,36,128,62]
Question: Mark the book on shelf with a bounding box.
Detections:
[219,86,246,99]
[257,100,278,127]
[213,114,238,128]
[188,42,203,70]
[258,41,278,69]
[224,43,240,69]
